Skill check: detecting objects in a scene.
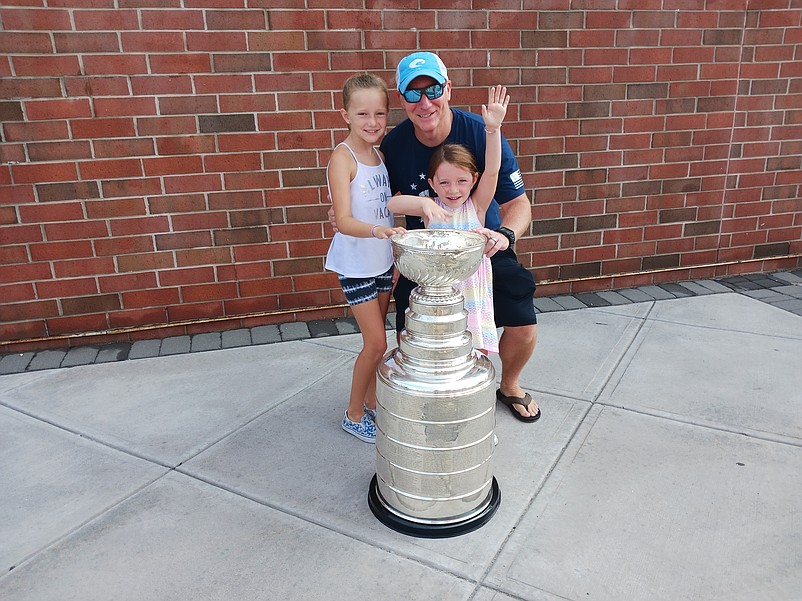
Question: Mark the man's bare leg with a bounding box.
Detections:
[498,323,538,417]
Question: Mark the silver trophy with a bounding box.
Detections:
[368,229,500,537]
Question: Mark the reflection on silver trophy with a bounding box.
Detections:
[368,229,501,538]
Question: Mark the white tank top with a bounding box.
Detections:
[325,143,394,278]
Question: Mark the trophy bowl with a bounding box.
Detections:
[391,229,486,289]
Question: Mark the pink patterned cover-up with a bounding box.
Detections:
[428,197,499,353]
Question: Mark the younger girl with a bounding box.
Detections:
[388,85,510,354]
[325,73,406,443]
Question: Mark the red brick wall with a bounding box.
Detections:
[1,1,801,349]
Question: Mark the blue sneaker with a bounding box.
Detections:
[342,410,376,443]
[364,404,376,422]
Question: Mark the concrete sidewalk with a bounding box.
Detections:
[1,279,802,600]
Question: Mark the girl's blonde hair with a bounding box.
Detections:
[342,72,390,110]
[428,143,479,180]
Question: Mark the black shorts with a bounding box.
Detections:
[393,247,537,332]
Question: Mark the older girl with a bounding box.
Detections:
[325,73,406,443]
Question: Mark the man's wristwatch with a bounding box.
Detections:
[496,226,515,249]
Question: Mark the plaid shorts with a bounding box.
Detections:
[338,266,394,306]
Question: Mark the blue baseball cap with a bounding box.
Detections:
[395,52,449,93]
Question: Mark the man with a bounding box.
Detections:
[382,52,540,421]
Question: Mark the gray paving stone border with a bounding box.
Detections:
[2,269,800,375]
[221,328,251,349]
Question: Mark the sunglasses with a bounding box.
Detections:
[401,83,445,103]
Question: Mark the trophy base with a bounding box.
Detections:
[367,475,501,538]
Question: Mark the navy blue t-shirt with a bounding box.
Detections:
[380,108,525,231]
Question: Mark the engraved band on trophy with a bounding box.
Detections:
[368,229,501,538]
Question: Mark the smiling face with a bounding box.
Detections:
[341,87,388,146]
[428,161,479,209]
[399,75,452,142]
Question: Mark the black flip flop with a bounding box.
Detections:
[496,390,541,423]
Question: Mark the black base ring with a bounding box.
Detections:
[367,475,501,538]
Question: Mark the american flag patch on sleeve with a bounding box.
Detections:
[509,169,524,189]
